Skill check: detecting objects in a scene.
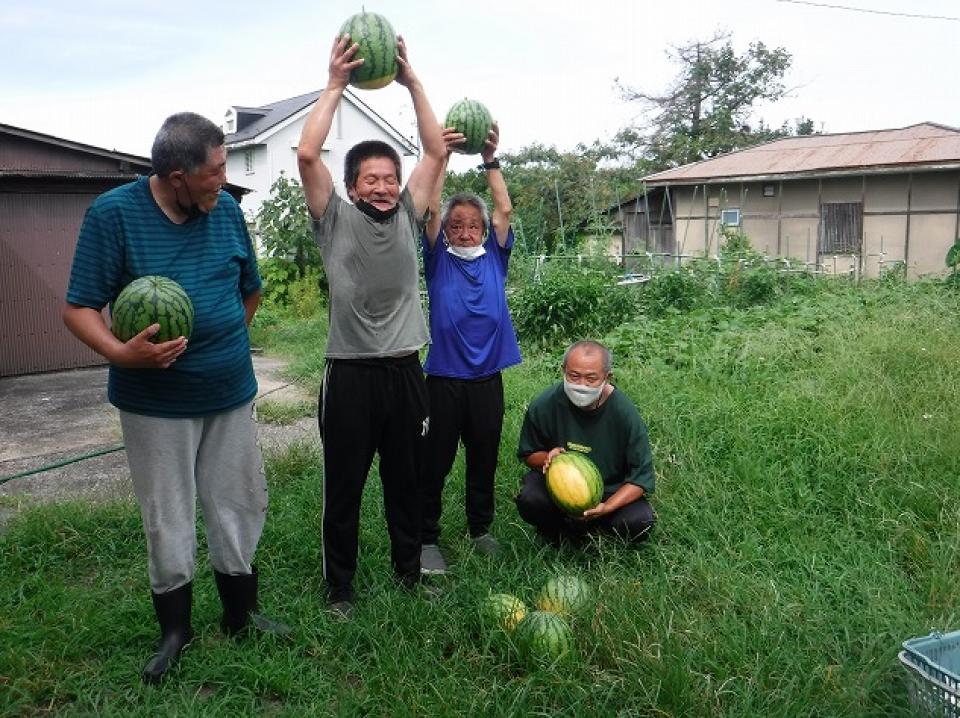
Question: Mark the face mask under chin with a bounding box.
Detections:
[355,198,399,222]
[446,243,486,260]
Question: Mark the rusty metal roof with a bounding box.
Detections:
[643,122,960,184]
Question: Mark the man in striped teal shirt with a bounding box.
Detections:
[63,112,287,685]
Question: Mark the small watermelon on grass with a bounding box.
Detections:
[444,99,493,155]
[536,576,594,619]
[481,593,527,632]
[339,11,398,90]
[545,451,603,515]
[513,610,574,666]
[111,275,194,343]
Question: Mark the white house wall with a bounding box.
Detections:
[227,97,417,219]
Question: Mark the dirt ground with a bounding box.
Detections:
[0,355,318,528]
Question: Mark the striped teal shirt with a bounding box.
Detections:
[66,176,261,417]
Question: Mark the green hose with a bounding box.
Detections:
[0,443,126,486]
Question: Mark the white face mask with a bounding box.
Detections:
[563,380,605,409]
[446,243,486,261]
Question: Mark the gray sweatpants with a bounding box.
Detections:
[119,402,268,593]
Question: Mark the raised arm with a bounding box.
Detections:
[424,128,467,247]
[481,122,512,247]
[297,34,362,219]
[394,36,446,218]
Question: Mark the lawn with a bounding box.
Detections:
[2,277,958,717]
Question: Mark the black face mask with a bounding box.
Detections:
[355,199,399,222]
[175,178,205,221]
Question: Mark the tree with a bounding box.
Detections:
[616,33,808,168]
[442,141,636,255]
[255,172,321,280]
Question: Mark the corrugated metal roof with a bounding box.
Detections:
[643,122,960,184]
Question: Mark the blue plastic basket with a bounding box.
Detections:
[900,630,960,717]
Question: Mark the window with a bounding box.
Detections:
[720,208,741,227]
[244,150,254,175]
[762,183,777,197]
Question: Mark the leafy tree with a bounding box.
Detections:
[616,33,813,168]
[255,172,322,284]
[443,141,637,255]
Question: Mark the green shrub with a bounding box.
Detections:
[510,264,639,348]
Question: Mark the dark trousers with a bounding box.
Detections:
[319,354,428,602]
[515,470,655,543]
[422,373,504,543]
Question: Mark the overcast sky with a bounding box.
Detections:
[3,0,956,173]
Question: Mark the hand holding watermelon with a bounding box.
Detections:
[328,32,364,90]
[480,122,500,164]
[113,325,187,370]
[393,35,419,90]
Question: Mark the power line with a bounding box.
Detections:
[776,0,960,22]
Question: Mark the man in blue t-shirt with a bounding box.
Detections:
[418,122,522,575]
[63,113,287,685]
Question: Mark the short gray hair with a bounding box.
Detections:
[151,112,224,178]
[562,340,612,373]
[440,192,490,233]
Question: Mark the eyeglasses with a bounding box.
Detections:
[563,370,607,386]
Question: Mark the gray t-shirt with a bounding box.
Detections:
[313,188,429,358]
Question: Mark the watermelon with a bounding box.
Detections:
[444,99,493,155]
[545,451,603,515]
[513,610,574,666]
[339,11,398,90]
[535,576,594,618]
[111,275,194,343]
[481,593,527,632]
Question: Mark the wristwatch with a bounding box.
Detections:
[478,158,501,171]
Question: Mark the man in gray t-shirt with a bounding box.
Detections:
[296,33,452,618]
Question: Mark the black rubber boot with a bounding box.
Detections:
[142,582,194,685]
[213,566,292,638]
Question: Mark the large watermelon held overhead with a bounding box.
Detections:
[545,451,603,515]
[111,275,194,344]
[339,11,398,90]
[444,99,493,155]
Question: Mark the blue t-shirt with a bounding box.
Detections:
[66,176,261,418]
[422,227,522,379]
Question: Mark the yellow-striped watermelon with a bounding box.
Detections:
[339,11,398,90]
[545,451,603,514]
[481,593,527,632]
[535,576,594,618]
[513,610,574,666]
[444,99,493,155]
[111,275,194,343]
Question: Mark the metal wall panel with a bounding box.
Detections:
[0,192,106,376]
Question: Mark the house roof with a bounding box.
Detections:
[0,123,251,196]
[642,122,960,185]
[224,89,418,155]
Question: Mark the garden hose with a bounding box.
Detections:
[0,382,294,486]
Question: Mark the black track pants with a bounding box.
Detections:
[319,354,428,602]
[421,373,505,543]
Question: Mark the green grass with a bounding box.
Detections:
[2,280,959,716]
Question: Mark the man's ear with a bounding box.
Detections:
[169,170,187,189]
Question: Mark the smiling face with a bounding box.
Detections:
[444,203,485,247]
[349,156,400,211]
[172,144,227,214]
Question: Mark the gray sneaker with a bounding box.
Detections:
[420,544,447,575]
[471,533,501,556]
[327,600,354,622]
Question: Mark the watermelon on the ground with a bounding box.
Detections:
[535,576,594,618]
[443,99,493,155]
[513,610,574,666]
[339,11,398,90]
[545,451,603,514]
[111,275,194,343]
[481,593,527,632]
